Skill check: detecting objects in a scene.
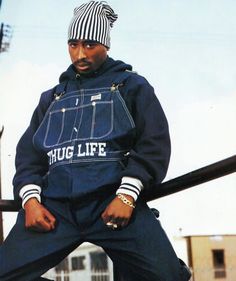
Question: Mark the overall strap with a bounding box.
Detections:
[111,69,137,88]
[53,81,68,98]
[40,81,68,116]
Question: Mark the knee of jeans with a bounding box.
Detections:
[149,259,191,281]
[179,259,192,281]
[180,266,192,281]
[142,266,168,281]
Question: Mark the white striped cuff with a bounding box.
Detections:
[19,184,42,208]
[116,177,144,201]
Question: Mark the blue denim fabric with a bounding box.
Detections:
[6,59,184,281]
[0,195,191,281]
[32,86,136,200]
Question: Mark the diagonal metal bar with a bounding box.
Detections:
[144,154,236,201]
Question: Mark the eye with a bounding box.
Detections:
[84,41,98,49]
[68,41,78,48]
[85,44,92,48]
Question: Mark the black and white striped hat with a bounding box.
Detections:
[68,1,118,48]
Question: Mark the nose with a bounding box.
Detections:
[77,44,86,60]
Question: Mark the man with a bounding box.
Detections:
[0,1,191,280]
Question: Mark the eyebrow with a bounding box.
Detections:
[68,39,100,44]
[84,40,100,45]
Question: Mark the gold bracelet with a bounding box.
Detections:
[117,194,135,208]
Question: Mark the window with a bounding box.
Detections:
[90,251,108,271]
[71,255,86,270]
[90,251,110,281]
[56,277,69,281]
[55,258,69,272]
[54,257,70,281]
[212,249,226,278]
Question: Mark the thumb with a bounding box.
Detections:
[43,209,56,229]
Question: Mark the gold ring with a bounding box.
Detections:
[106,222,118,229]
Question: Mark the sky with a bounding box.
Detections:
[0,0,236,240]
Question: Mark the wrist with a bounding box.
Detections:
[117,193,136,209]
[24,197,41,209]
[116,176,143,201]
[19,184,42,209]
[118,193,134,203]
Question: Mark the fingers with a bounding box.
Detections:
[117,217,129,228]
[44,209,56,230]
[29,220,50,233]
[25,205,56,232]
[105,218,129,230]
[35,210,56,232]
[101,209,130,230]
[27,216,55,232]
[101,210,110,223]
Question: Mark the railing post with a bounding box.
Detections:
[0,126,4,243]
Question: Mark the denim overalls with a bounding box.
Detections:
[0,69,191,281]
[33,82,136,200]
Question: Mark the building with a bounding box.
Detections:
[43,234,236,281]
[176,234,236,281]
[43,242,114,281]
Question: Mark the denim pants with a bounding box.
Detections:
[0,191,191,281]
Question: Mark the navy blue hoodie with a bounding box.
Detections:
[13,57,171,204]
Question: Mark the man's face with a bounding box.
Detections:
[68,40,108,75]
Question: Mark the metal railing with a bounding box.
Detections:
[1,155,236,211]
[0,154,236,281]
[145,154,236,201]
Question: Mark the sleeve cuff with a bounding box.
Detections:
[19,184,42,208]
[116,176,144,201]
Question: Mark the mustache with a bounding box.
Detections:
[74,59,91,66]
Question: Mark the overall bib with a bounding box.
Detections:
[33,84,136,200]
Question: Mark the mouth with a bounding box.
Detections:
[75,61,91,72]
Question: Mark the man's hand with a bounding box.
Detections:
[101,194,135,229]
[24,198,56,232]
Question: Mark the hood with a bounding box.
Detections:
[59,56,132,83]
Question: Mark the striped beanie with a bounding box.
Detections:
[68,1,118,48]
